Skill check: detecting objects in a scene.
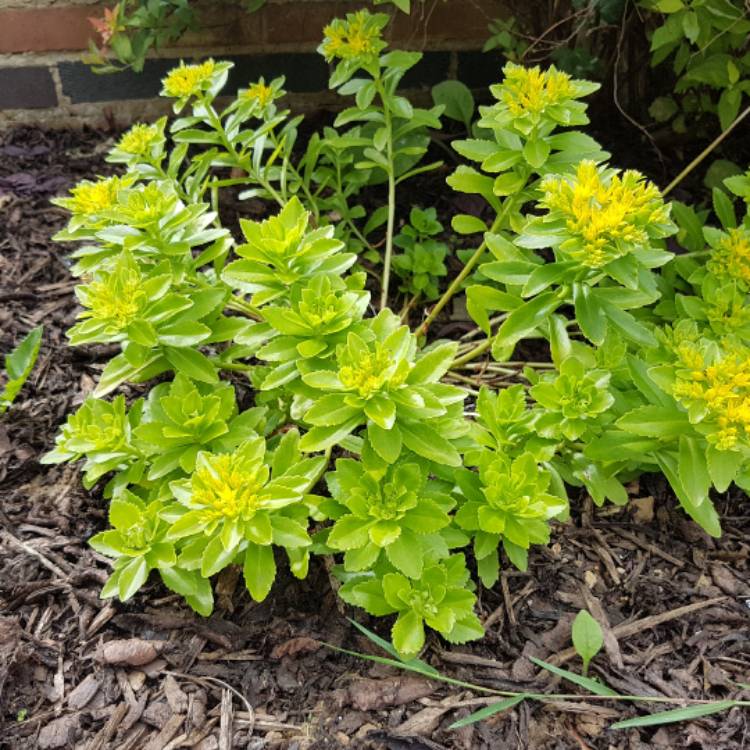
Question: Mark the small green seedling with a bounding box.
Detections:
[1,326,43,416]
[572,609,604,676]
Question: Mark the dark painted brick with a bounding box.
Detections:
[59,54,329,104]
[0,66,57,109]
[457,51,501,90]
[401,52,450,89]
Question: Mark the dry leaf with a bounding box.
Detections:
[97,638,164,666]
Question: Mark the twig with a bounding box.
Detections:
[548,595,727,666]
[663,104,750,196]
[612,4,664,168]
[1,529,68,579]
[614,528,685,568]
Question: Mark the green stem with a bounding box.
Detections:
[663,103,750,196]
[203,98,285,208]
[226,295,261,320]
[451,337,493,368]
[419,209,507,337]
[270,131,320,222]
[335,161,376,254]
[376,77,397,311]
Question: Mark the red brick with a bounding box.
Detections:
[0,6,104,54]
[263,1,350,47]
[175,5,265,48]
[390,0,504,48]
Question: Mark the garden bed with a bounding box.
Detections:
[1,125,749,750]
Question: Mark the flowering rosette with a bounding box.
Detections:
[525,161,675,270]
[339,554,484,658]
[482,62,600,135]
[166,434,325,600]
[324,454,453,578]
[319,10,388,65]
[257,273,370,389]
[300,310,467,466]
[160,59,232,111]
[107,119,167,166]
[222,197,356,306]
[41,395,141,488]
[455,451,567,583]
[52,175,137,231]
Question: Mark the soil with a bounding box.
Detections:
[1,126,749,750]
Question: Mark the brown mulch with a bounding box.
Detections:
[1,127,749,750]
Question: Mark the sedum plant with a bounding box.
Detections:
[47,35,750,660]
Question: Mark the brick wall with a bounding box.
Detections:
[0,0,509,128]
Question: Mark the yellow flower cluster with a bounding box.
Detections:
[321,10,386,62]
[162,59,216,99]
[243,80,275,107]
[116,123,160,156]
[708,227,750,286]
[541,161,669,268]
[84,266,147,329]
[65,176,128,216]
[499,63,576,118]
[673,348,750,450]
[114,183,172,225]
[192,453,264,521]
[339,344,394,397]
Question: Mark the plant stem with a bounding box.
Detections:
[451,335,493,369]
[419,210,506,337]
[376,77,397,311]
[203,99,285,208]
[663,104,750,196]
[269,131,321,222]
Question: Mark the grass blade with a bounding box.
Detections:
[348,619,440,676]
[611,700,738,729]
[530,656,619,697]
[449,694,528,729]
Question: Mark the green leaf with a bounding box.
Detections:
[368,422,402,464]
[496,292,561,349]
[616,406,690,438]
[408,342,457,384]
[706,445,742,492]
[610,701,738,730]
[364,395,396,430]
[400,422,461,466]
[1,325,43,414]
[530,656,619,697]
[718,88,742,132]
[573,284,606,345]
[466,284,520,334]
[392,610,425,657]
[164,347,217,384]
[385,529,423,578]
[117,556,149,601]
[452,214,486,235]
[678,436,710,506]
[522,138,550,169]
[271,515,310,548]
[243,542,276,601]
[431,80,475,126]
[201,534,237,577]
[160,567,214,616]
[571,610,604,675]
[655,452,722,537]
[712,187,736,229]
[449,694,528,729]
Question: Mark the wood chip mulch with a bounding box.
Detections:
[1,126,749,750]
